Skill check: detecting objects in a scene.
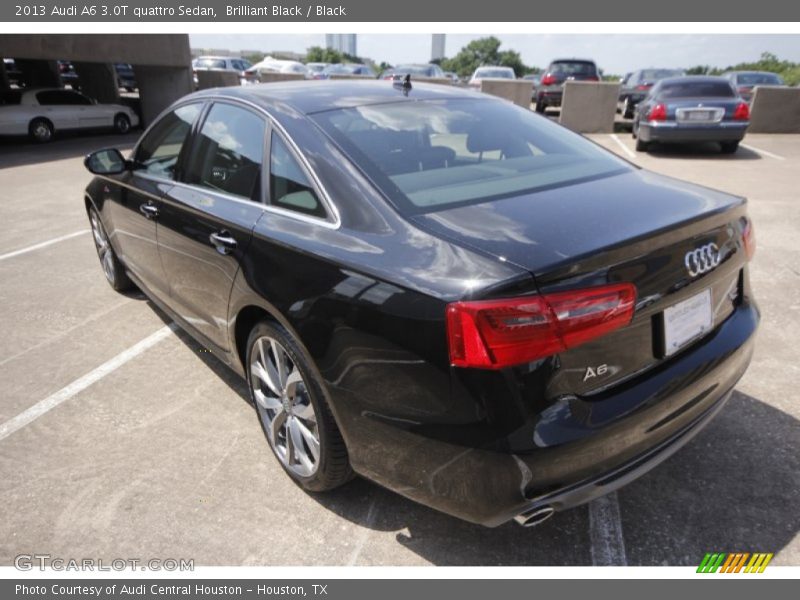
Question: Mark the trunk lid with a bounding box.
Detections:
[412,169,750,393]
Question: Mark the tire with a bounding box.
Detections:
[534,97,546,113]
[635,136,650,152]
[246,321,352,492]
[88,207,134,292]
[113,113,131,134]
[28,118,53,143]
[622,97,633,119]
[720,141,739,154]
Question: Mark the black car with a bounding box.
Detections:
[534,59,599,112]
[114,63,137,92]
[633,76,750,153]
[83,81,758,527]
[619,68,685,118]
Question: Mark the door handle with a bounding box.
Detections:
[139,202,159,219]
[209,231,237,254]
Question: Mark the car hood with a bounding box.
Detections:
[409,169,743,277]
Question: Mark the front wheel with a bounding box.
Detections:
[88,207,134,292]
[29,118,53,143]
[247,321,352,492]
[720,141,739,154]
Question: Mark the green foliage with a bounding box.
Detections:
[438,36,537,78]
[685,53,800,85]
[305,46,373,67]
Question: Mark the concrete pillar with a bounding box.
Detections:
[15,59,60,88]
[73,62,120,104]
[0,60,10,92]
[134,65,193,126]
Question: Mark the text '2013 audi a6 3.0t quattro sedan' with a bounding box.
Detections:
[83,80,758,527]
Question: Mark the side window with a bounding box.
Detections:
[184,103,265,200]
[269,132,326,218]
[36,90,90,105]
[134,103,201,179]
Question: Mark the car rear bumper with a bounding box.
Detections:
[640,121,749,143]
[537,87,563,106]
[335,300,758,526]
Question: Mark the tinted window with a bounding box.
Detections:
[640,69,684,81]
[184,103,265,200]
[269,133,325,218]
[312,98,628,214]
[36,90,92,106]
[474,68,514,79]
[550,61,597,76]
[659,81,735,98]
[134,103,201,179]
[737,73,783,85]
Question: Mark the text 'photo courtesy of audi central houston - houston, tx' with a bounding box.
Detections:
[82,80,758,527]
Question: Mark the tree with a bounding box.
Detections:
[440,36,535,78]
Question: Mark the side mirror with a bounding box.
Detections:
[84,148,128,175]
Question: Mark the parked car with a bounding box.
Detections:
[57,60,80,89]
[192,56,252,87]
[379,64,445,80]
[522,73,541,101]
[443,71,460,84]
[534,59,599,112]
[245,59,309,83]
[0,88,139,142]
[467,66,516,88]
[633,76,749,153]
[82,81,758,527]
[3,58,24,87]
[114,63,137,92]
[305,62,329,78]
[618,68,685,118]
[722,71,786,103]
[316,63,376,79]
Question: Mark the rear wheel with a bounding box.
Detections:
[622,97,633,119]
[635,136,650,152]
[29,118,53,143]
[247,321,352,492]
[88,207,134,292]
[535,98,546,113]
[720,141,739,154]
[113,113,131,134]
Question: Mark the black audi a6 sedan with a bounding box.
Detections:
[633,76,750,154]
[83,81,758,527]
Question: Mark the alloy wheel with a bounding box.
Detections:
[90,211,115,284]
[251,336,320,477]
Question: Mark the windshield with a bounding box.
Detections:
[737,73,782,85]
[311,98,629,214]
[659,80,735,98]
[474,68,514,79]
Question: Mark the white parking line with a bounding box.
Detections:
[740,143,786,161]
[588,492,628,566]
[0,324,176,443]
[0,230,90,262]
[347,495,379,566]
[610,134,637,160]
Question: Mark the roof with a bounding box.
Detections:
[190,80,483,115]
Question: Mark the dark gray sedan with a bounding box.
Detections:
[633,76,750,154]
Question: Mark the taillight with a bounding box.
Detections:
[733,102,750,120]
[743,220,756,261]
[647,103,667,121]
[635,84,652,90]
[587,76,600,82]
[541,73,557,86]
[446,284,637,369]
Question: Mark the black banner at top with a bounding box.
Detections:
[3,0,800,22]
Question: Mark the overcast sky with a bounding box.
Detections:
[190,33,800,74]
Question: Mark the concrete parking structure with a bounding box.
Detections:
[0,133,797,566]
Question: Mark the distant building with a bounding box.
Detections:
[325,34,357,57]
[431,34,446,61]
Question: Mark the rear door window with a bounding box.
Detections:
[184,102,266,201]
[36,90,92,105]
[269,132,326,219]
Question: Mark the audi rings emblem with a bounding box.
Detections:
[685,243,721,277]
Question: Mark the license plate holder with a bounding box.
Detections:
[663,289,713,356]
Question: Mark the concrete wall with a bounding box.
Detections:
[135,66,194,127]
[196,70,241,89]
[480,79,533,108]
[73,62,120,104]
[258,72,306,83]
[748,86,800,133]
[559,81,621,133]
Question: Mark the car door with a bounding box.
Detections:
[33,90,80,130]
[66,90,111,128]
[156,101,267,353]
[104,102,203,296]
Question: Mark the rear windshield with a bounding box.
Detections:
[196,58,226,69]
[550,61,597,75]
[640,69,683,81]
[659,81,735,98]
[311,98,629,215]
[474,68,514,79]
[737,73,782,85]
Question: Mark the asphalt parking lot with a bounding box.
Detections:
[0,131,798,567]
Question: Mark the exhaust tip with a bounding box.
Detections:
[514,505,555,528]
